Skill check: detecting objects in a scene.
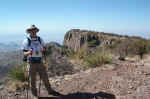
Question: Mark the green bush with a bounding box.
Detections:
[146,40,150,53]
[67,43,112,68]
[133,39,148,59]
[84,52,112,68]
[69,44,89,59]
[115,39,134,60]
[61,45,75,57]
[88,40,98,47]
[46,46,52,56]
[8,64,27,82]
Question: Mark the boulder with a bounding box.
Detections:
[63,29,122,52]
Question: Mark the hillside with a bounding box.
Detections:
[40,56,150,99]
[0,29,150,99]
[63,29,146,52]
[1,56,150,99]
[0,50,22,79]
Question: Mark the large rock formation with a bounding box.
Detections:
[63,29,125,52]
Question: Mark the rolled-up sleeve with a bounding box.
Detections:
[21,39,29,51]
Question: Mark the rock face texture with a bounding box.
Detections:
[63,29,125,52]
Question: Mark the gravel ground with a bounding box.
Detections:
[1,56,150,99]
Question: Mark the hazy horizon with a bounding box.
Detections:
[0,31,65,45]
[0,29,150,46]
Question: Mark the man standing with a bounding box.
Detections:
[22,25,62,98]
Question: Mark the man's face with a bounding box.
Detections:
[28,29,37,38]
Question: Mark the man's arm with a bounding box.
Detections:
[22,39,33,56]
[40,37,46,53]
[23,49,33,56]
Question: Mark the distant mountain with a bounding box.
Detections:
[0,42,20,52]
[0,66,9,79]
[0,41,64,79]
[0,50,22,79]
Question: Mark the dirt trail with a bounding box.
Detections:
[47,57,150,99]
[1,57,150,99]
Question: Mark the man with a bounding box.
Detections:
[22,25,62,98]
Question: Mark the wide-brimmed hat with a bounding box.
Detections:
[26,24,39,33]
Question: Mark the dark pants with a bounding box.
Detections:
[29,62,52,96]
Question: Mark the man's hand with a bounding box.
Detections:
[29,48,33,55]
[24,48,33,56]
[42,47,46,53]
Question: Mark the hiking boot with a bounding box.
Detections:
[48,90,63,96]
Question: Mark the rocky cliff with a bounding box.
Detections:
[63,29,126,52]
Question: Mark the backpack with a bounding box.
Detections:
[27,36,41,46]
[23,36,41,62]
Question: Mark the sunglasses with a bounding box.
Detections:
[29,29,37,31]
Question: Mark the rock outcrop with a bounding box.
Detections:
[45,42,79,77]
[63,29,125,52]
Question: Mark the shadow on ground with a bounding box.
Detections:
[39,91,116,99]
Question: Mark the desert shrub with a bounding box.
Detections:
[84,51,112,68]
[46,46,52,56]
[61,45,75,57]
[69,43,89,59]
[102,39,122,54]
[8,64,27,82]
[66,50,75,58]
[133,39,148,59]
[146,40,150,53]
[115,39,135,60]
[111,38,149,60]
[88,40,99,47]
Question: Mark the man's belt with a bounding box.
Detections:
[30,57,42,63]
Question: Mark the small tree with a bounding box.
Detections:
[133,39,148,59]
[115,39,134,60]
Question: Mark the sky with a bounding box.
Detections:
[0,0,150,44]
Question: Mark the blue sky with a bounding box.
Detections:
[0,0,150,43]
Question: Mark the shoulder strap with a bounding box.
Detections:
[27,37,31,46]
[37,36,41,44]
[27,36,41,47]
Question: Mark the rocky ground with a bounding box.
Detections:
[0,55,150,99]
[50,56,150,99]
